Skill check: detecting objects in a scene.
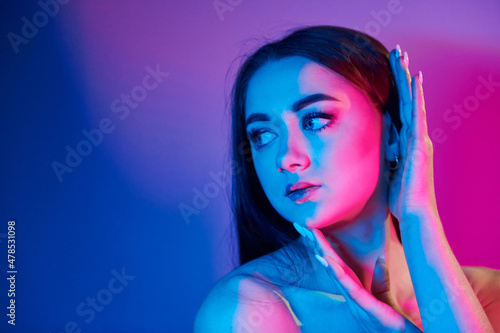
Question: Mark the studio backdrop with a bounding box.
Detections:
[1,0,499,332]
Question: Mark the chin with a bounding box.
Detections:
[304,218,331,229]
[307,201,370,231]
[276,202,326,229]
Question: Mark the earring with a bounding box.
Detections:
[389,155,400,170]
[278,167,283,172]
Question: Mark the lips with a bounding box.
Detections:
[285,182,321,196]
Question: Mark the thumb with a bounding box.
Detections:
[371,256,422,331]
[370,256,397,307]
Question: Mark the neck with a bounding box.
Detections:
[319,203,393,291]
[316,204,419,321]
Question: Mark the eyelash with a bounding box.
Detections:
[247,111,336,150]
[301,111,335,132]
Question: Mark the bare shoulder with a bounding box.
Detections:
[194,256,302,333]
[461,265,500,299]
[461,265,500,289]
[461,265,500,330]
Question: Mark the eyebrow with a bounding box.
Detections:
[245,93,339,128]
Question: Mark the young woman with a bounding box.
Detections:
[194,26,499,332]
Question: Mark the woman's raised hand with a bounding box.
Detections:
[294,223,422,332]
[387,45,440,231]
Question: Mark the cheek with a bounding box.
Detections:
[320,119,382,202]
[253,154,280,198]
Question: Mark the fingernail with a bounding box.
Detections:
[293,222,306,237]
[326,255,345,275]
[376,255,386,264]
[315,254,329,268]
[305,228,314,241]
[418,70,423,85]
[403,51,409,67]
[395,44,401,58]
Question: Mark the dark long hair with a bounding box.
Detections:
[230,25,402,267]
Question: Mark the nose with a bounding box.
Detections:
[276,113,311,173]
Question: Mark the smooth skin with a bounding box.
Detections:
[296,47,494,332]
[194,47,496,332]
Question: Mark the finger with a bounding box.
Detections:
[311,228,365,287]
[311,228,421,330]
[411,71,428,141]
[396,51,413,128]
[310,229,350,274]
[370,256,394,306]
[389,47,412,127]
[323,255,406,329]
[310,230,377,311]
[371,258,423,331]
[323,255,375,310]
[389,47,412,165]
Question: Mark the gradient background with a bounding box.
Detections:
[1,0,499,332]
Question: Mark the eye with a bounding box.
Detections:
[301,111,335,132]
[247,128,277,150]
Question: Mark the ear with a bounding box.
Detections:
[382,111,400,161]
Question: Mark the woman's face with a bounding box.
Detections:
[245,56,388,229]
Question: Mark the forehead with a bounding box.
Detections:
[245,56,352,115]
